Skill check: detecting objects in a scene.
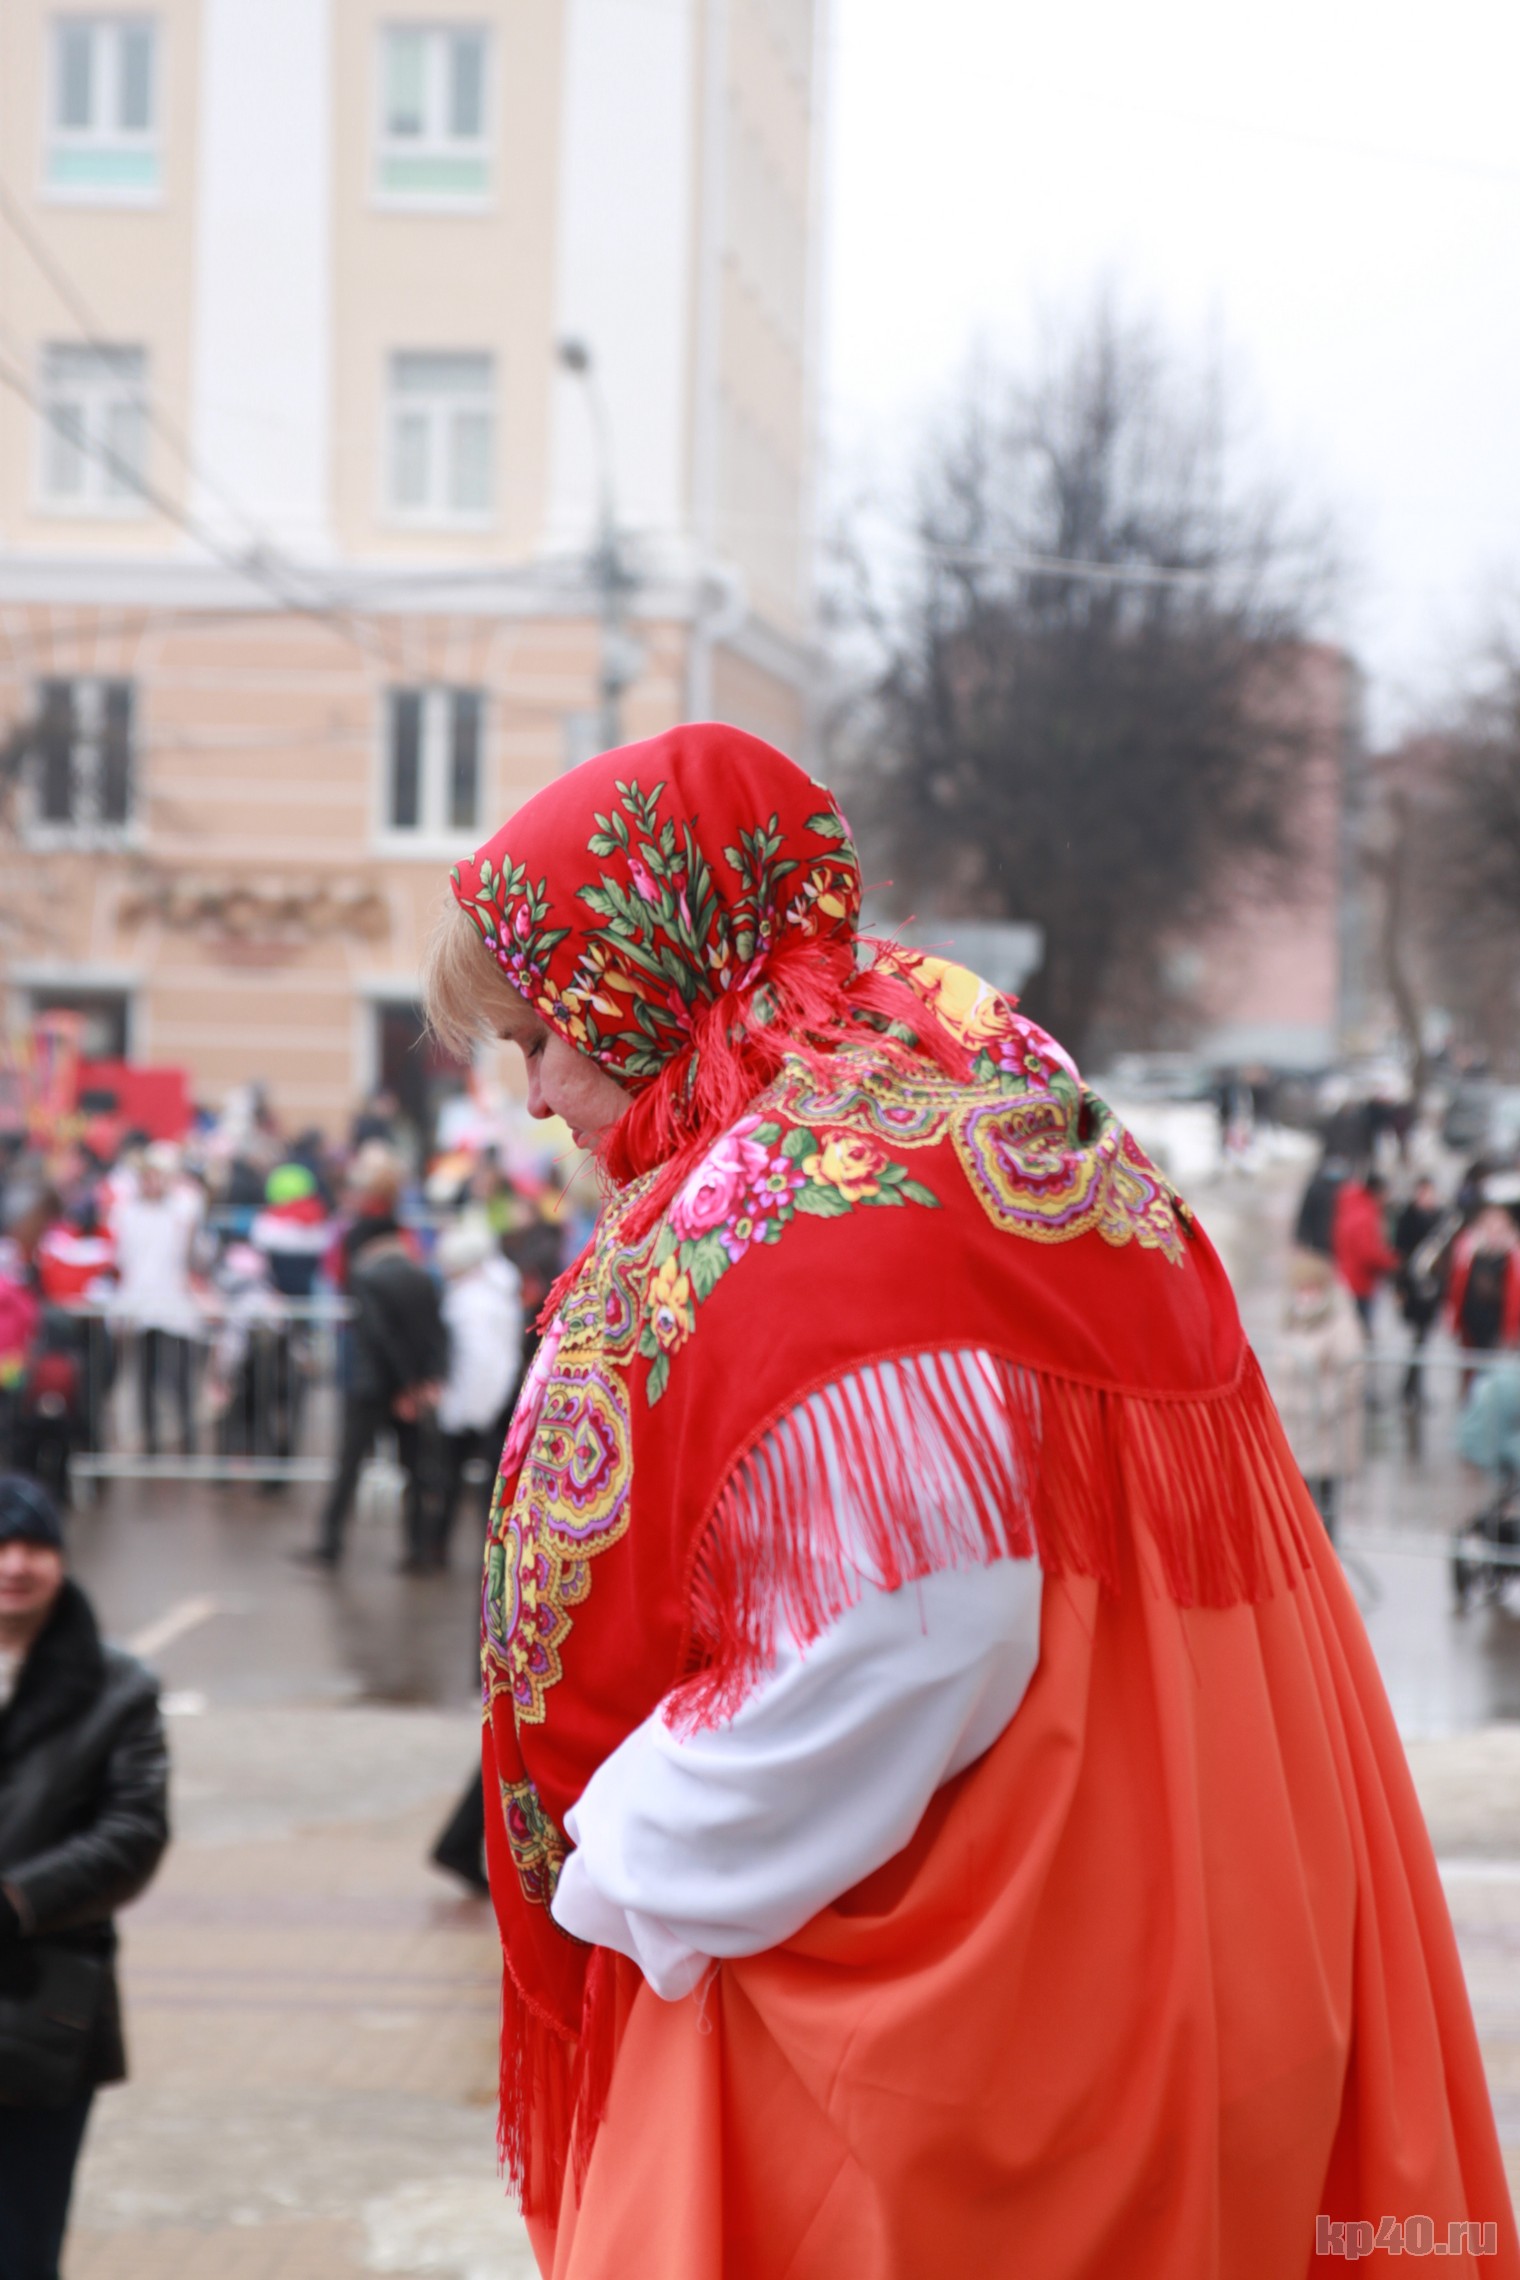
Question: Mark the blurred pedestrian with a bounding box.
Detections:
[0,1475,169,2280]
[350,1087,402,1153]
[207,1241,290,1474]
[1274,1249,1365,1545]
[1214,1068,1254,1164]
[297,1220,447,1572]
[431,1218,522,1572]
[1332,1170,1397,1336]
[327,1142,411,1292]
[1393,1177,1451,1411]
[1456,1159,1490,1221]
[1447,1203,1520,1392]
[250,1163,331,1301]
[0,1264,40,1479]
[1292,1151,1348,1259]
[110,1143,203,1457]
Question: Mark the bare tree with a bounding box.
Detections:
[1405,636,1520,1071]
[835,301,1334,1063]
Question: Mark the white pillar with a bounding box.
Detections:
[544,0,698,565]
[188,0,333,556]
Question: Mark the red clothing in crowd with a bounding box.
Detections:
[1332,1181,1398,1301]
[1446,1248,1520,1350]
[35,1222,116,1305]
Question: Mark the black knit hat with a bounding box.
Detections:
[0,1475,65,1552]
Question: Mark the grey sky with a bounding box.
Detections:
[823,0,1520,743]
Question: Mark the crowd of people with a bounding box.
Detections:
[1278,1134,1520,1541]
[0,1085,587,1571]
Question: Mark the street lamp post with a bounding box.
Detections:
[556,338,640,753]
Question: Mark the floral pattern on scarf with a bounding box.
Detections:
[451,728,862,1083]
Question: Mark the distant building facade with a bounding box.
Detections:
[1190,644,1371,1072]
[0,0,829,1132]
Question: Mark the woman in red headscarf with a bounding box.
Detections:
[425,723,1516,2280]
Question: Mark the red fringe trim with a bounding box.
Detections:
[498,1944,623,2218]
[673,1345,1315,1731]
[499,1345,1318,2201]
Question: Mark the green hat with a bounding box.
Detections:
[266,1163,318,1206]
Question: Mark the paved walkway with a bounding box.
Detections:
[68,1705,536,2279]
[58,1706,1520,2275]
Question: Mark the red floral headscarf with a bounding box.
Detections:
[451,723,863,1085]
[451,722,969,1224]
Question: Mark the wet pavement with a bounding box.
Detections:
[68,1476,483,1716]
[67,1704,535,2280]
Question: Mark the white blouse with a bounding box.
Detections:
[550,1351,1043,1999]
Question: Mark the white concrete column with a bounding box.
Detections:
[544,0,698,565]
[188,0,333,555]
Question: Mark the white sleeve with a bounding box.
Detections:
[550,1444,1042,2000]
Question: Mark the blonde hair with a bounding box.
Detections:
[422,894,530,1054]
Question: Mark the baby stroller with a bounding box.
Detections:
[1451,1362,1520,1612]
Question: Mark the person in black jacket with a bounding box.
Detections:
[0,1473,169,2280]
[298,1223,449,1572]
[1393,1176,1451,1411]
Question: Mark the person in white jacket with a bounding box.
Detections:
[430,1215,522,1570]
[1272,1243,1366,1544]
[110,1144,204,1458]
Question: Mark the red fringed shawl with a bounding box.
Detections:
[451,728,1312,2212]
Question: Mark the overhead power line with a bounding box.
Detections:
[921,539,1213,589]
[0,168,311,577]
[0,349,390,662]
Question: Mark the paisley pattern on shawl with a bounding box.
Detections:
[499,1778,568,1910]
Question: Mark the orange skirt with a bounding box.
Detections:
[528,1507,1517,2279]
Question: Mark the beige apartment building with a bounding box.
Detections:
[0,0,829,1134]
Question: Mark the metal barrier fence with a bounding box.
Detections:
[30,1297,351,1486]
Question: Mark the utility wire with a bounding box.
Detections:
[0,352,390,663]
[0,167,324,587]
[0,173,403,658]
[920,539,1214,589]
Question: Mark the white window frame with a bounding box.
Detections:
[43,15,162,206]
[373,21,492,210]
[22,676,141,851]
[384,351,496,530]
[34,343,150,518]
[376,684,488,856]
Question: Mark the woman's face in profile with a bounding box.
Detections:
[499,995,632,1151]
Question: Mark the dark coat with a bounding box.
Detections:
[0,1579,169,2091]
[349,1246,448,1406]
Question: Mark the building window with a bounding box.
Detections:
[27,989,132,1063]
[387,352,494,525]
[28,679,135,840]
[377,24,489,203]
[37,344,148,513]
[384,687,482,840]
[45,16,160,200]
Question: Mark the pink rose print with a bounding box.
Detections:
[720,1148,808,1263]
[669,1117,770,1242]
